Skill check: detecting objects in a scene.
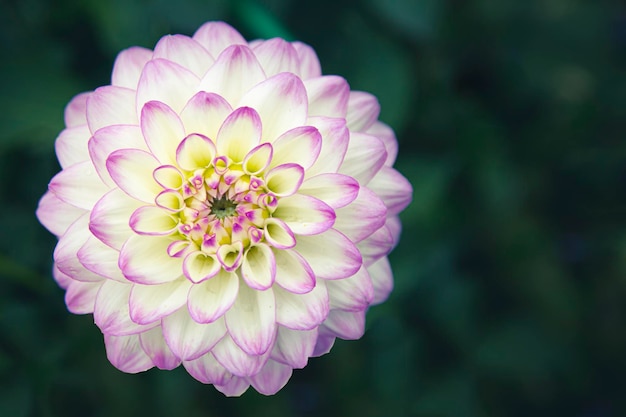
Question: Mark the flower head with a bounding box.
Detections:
[36,21,412,396]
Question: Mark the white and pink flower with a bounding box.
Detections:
[36,21,412,396]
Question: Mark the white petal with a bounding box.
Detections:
[269,126,322,171]
[163,309,226,361]
[264,163,304,197]
[119,235,183,284]
[274,282,329,331]
[294,229,362,280]
[366,166,413,215]
[55,125,91,168]
[273,249,316,294]
[129,278,191,325]
[358,224,394,266]
[326,266,374,311]
[136,58,200,114]
[129,206,178,236]
[339,132,387,185]
[153,34,214,77]
[111,46,152,89]
[64,92,90,127]
[106,148,161,203]
[192,21,246,57]
[225,283,276,355]
[248,359,293,395]
[214,376,250,397]
[273,194,335,236]
[89,188,143,250]
[334,186,387,242]
[367,121,398,166]
[77,236,126,282]
[183,350,231,385]
[312,334,335,357]
[187,270,239,323]
[346,91,380,132]
[238,72,308,141]
[271,327,317,369]
[54,213,104,282]
[263,218,296,249]
[241,244,276,290]
[299,173,359,209]
[180,92,232,140]
[321,309,366,340]
[252,38,300,77]
[183,251,221,283]
[292,41,321,79]
[65,280,103,314]
[304,116,349,177]
[139,326,181,370]
[36,191,86,237]
[216,107,262,163]
[212,335,270,377]
[304,75,350,118]
[104,333,154,373]
[94,280,158,335]
[48,161,109,210]
[367,256,394,305]
[86,86,138,134]
[198,45,266,106]
[140,100,186,165]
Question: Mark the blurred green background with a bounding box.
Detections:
[1,0,625,416]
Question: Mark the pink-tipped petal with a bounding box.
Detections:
[292,41,321,79]
[358,224,394,266]
[265,163,304,197]
[187,270,239,323]
[139,326,181,370]
[367,121,399,166]
[214,375,250,397]
[346,91,380,132]
[269,126,322,171]
[216,107,262,163]
[55,125,91,168]
[183,251,221,283]
[242,143,273,175]
[94,280,158,335]
[199,45,266,106]
[366,166,413,215]
[65,280,103,314]
[273,248,315,294]
[129,206,178,236]
[252,38,300,77]
[140,101,185,165]
[129,278,191,325]
[136,58,200,114]
[111,46,153,89]
[299,173,359,209]
[273,194,335,236]
[36,191,86,237]
[48,161,109,210]
[321,309,366,340]
[263,218,296,249]
[119,235,183,285]
[326,266,374,311]
[339,132,387,185]
[64,92,90,127]
[295,229,362,280]
[271,327,317,369]
[192,21,247,57]
[104,333,154,373]
[305,117,349,177]
[54,214,105,282]
[106,148,161,203]
[86,86,138,134]
[304,75,350,118]
[89,189,143,250]
[180,92,232,140]
[77,236,127,282]
[183,350,231,385]
[248,359,293,395]
[334,186,387,243]
[274,283,329,331]
[367,256,394,305]
[153,34,214,77]
[163,309,226,361]
[175,133,216,171]
[212,336,270,377]
[241,244,276,290]
[225,284,276,355]
[238,72,308,141]
[312,334,335,357]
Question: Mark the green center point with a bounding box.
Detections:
[210,195,238,219]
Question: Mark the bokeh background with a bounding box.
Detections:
[1,0,625,416]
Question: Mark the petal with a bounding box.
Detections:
[304,117,349,177]
[65,280,103,314]
[89,189,143,250]
[48,161,109,210]
[129,206,179,236]
[88,125,147,187]
[153,34,214,77]
[111,46,153,89]
[346,91,380,132]
[180,91,232,140]
[183,251,221,283]
[299,173,359,209]
[271,327,317,369]
[248,359,293,395]
[86,86,138,134]
[333,186,387,242]
[175,133,217,171]
[225,284,276,355]
[366,166,413,215]
[153,165,184,190]
[264,163,304,197]
[106,148,161,203]
[273,194,335,236]
[241,244,276,290]
[242,143,273,175]
[94,280,158,335]
[321,309,366,340]
[367,121,398,166]
[273,249,315,294]
[367,256,394,305]
[139,326,181,370]
[304,75,350,118]
[77,236,127,282]
[216,107,262,163]
[294,229,362,280]
[183,350,231,385]
[274,282,329,331]
[214,376,250,397]
[358,224,394,266]
[312,334,335,357]
[104,333,154,373]
[64,92,90,127]
[55,125,91,168]
[238,72,308,141]
[140,100,186,165]
[263,218,296,249]
[36,191,86,237]
[54,213,105,282]
[326,266,374,311]
[129,278,191,325]
[252,38,300,77]
[163,309,226,361]
[192,21,247,57]
[292,41,321,79]
[119,235,183,284]
[187,270,239,323]
[339,132,387,185]
[53,264,72,289]
[136,58,200,114]
[212,335,270,377]
[199,45,266,106]
[269,126,322,171]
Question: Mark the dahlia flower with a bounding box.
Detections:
[36,21,411,396]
